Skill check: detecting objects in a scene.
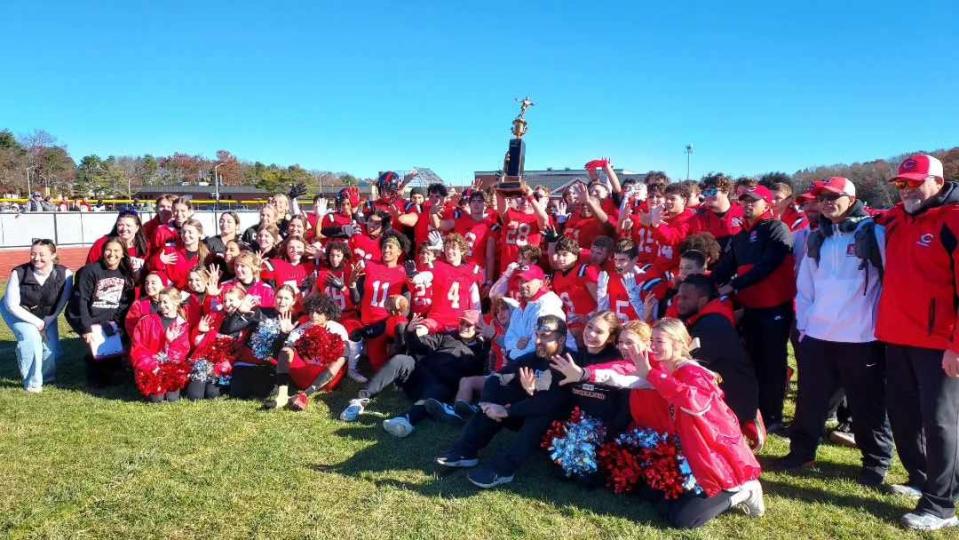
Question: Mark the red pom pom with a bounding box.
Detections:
[294,324,346,369]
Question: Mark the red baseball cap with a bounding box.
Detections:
[739,185,775,205]
[892,154,944,182]
[814,177,856,197]
[796,180,824,203]
[516,264,546,281]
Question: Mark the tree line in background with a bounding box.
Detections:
[0,128,956,207]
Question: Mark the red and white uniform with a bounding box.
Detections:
[129,314,192,397]
[426,260,483,330]
[359,262,408,325]
[564,212,616,250]
[690,205,745,248]
[408,261,435,316]
[498,209,542,272]
[148,247,204,290]
[221,279,276,309]
[349,232,382,263]
[596,270,666,322]
[453,210,500,269]
[551,263,599,326]
[647,208,696,273]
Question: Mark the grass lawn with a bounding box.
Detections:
[0,295,950,539]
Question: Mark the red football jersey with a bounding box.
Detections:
[360,262,408,324]
[427,260,483,328]
[564,212,616,250]
[551,263,599,322]
[315,266,356,315]
[270,259,315,290]
[453,210,500,269]
[350,232,382,263]
[408,261,435,315]
[415,201,454,246]
[498,209,542,271]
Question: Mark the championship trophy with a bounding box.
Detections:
[497,97,534,194]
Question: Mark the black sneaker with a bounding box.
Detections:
[467,467,514,489]
[454,400,480,420]
[769,453,815,472]
[857,470,886,488]
[766,421,790,437]
[435,452,479,468]
[424,398,465,424]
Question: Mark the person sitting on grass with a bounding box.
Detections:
[434,315,571,489]
[1,238,73,393]
[129,287,191,403]
[340,310,488,435]
[620,318,764,529]
[266,292,349,411]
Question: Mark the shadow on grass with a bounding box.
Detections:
[761,476,908,521]
[310,419,667,527]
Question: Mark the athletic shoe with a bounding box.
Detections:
[857,470,886,488]
[423,398,465,424]
[769,453,815,472]
[263,385,290,410]
[347,368,368,384]
[435,452,479,468]
[382,416,414,438]
[467,467,514,489]
[454,400,480,420]
[340,398,369,422]
[288,392,309,411]
[24,387,42,394]
[901,511,959,531]
[828,424,857,448]
[731,480,765,517]
[888,484,923,499]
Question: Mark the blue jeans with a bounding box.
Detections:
[0,302,60,390]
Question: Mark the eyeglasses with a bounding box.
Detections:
[816,193,845,202]
[892,178,927,190]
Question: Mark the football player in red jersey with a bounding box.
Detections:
[596,239,660,322]
[495,188,550,272]
[640,182,696,275]
[409,244,437,316]
[313,241,366,383]
[435,189,499,285]
[562,182,617,250]
[349,210,390,263]
[315,188,360,245]
[348,231,410,372]
[690,173,746,250]
[549,235,598,343]
[423,233,483,332]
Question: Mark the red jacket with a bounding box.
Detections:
[634,362,762,496]
[690,204,745,247]
[148,247,204,290]
[129,314,191,374]
[685,297,736,327]
[876,182,959,351]
[780,205,808,232]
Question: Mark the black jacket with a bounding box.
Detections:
[408,331,489,385]
[568,345,632,433]
[687,309,759,424]
[66,262,134,334]
[712,216,795,308]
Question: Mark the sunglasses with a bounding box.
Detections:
[702,188,720,198]
[817,192,845,202]
[892,178,926,190]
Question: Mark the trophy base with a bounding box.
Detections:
[496,176,527,195]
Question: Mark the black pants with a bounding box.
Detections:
[789,338,893,479]
[359,354,459,424]
[665,490,736,529]
[85,354,123,387]
[885,344,959,518]
[186,381,222,400]
[741,304,792,425]
[449,376,560,476]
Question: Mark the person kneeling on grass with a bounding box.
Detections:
[265,293,349,411]
[434,315,571,489]
[339,310,488,436]
[129,287,191,402]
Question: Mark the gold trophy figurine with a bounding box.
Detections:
[498,97,534,194]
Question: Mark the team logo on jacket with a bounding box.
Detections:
[917,233,934,248]
[749,230,758,242]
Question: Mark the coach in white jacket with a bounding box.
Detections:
[774,177,894,487]
[491,264,574,361]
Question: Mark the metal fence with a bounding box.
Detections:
[0,210,264,248]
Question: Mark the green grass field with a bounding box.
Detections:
[0,307,951,539]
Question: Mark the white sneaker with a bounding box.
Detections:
[888,484,922,499]
[347,368,368,384]
[24,387,43,394]
[339,398,369,422]
[901,511,959,531]
[382,416,414,438]
[731,480,765,517]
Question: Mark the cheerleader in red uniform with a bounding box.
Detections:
[125,272,167,338]
[150,196,194,257]
[188,286,262,399]
[148,218,210,290]
[220,252,275,309]
[612,319,764,528]
[184,266,222,328]
[265,292,349,411]
[130,287,191,402]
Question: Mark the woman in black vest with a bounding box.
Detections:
[67,236,136,387]
[0,239,73,393]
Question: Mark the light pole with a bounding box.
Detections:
[24,165,36,196]
[684,144,693,181]
[213,163,223,209]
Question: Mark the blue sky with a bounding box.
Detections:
[2,1,956,183]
